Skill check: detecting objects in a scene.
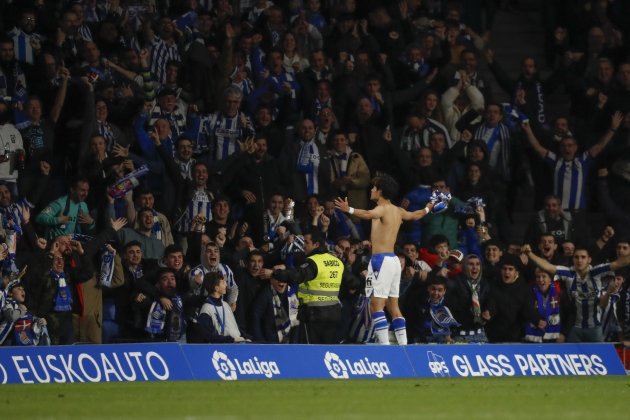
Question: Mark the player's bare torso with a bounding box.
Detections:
[370,202,402,254]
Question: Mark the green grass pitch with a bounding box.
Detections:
[3,377,629,419]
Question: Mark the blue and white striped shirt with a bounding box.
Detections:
[422,117,454,149]
[473,123,512,179]
[189,262,238,304]
[203,112,254,161]
[0,198,32,237]
[176,189,213,234]
[544,151,591,210]
[149,105,187,138]
[77,24,93,42]
[150,36,181,85]
[555,263,612,328]
[7,28,43,65]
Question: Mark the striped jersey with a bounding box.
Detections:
[422,117,454,149]
[262,70,299,110]
[189,262,239,305]
[399,127,423,153]
[149,105,187,138]
[7,28,43,65]
[202,112,254,161]
[0,197,32,237]
[77,24,93,42]
[0,62,28,100]
[544,151,591,210]
[175,189,213,234]
[555,263,612,328]
[95,120,116,152]
[150,36,181,84]
[473,123,512,179]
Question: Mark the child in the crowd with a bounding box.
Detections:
[0,280,49,346]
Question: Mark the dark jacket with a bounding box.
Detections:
[485,278,542,343]
[250,284,298,343]
[445,275,495,333]
[234,268,266,336]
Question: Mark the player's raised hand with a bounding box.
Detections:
[334,197,350,212]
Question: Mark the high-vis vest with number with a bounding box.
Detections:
[299,253,343,306]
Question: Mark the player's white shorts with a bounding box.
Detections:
[366,253,402,298]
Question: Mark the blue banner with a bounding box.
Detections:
[0,343,191,384]
[0,343,625,384]
[182,344,414,380]
[405,344,626,377]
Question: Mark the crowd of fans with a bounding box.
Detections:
[0,0,630,347]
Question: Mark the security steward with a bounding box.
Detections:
[271,230,345,344]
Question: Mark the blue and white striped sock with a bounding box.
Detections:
[372,311,390,345]
[391,317,407,345]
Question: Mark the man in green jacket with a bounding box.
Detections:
[35,177,95,239]
[421,177,463,249]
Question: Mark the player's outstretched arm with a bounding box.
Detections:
[401,201,435,221]
[334,197,384,220]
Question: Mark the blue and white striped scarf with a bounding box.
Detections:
[427,298,460,337]
[296,140,319,195]
[525,285,561,342]
[400,127,423,153]
[100,250,115,288]
[272,285,299,343]
[280,235,305,269]
[51,271,73,312]
[2,230,18,277]
[150,210,163,241]
[145,295,185,341]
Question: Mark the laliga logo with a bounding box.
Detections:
[211,350,280,380]
[212,351,237,381]
[324,351,391,379]
[324,351,349,379]
[427,351,450,377]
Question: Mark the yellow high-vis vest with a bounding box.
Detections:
[298,253,343,306]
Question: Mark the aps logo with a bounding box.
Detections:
[427,351,450,377]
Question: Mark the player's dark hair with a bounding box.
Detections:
[372,174,399,200]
